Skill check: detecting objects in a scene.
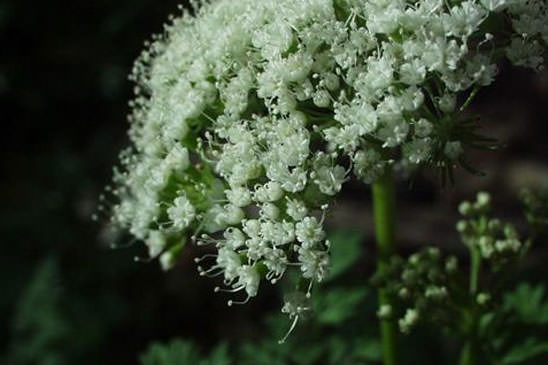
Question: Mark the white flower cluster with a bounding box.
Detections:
[108,0,547,319]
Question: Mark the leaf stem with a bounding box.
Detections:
[372,169,399,365]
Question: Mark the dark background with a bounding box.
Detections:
[1,0,547,364]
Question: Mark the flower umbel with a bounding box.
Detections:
[104,0,548,334]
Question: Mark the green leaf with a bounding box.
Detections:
[315,288,367,325]
[504,283,548,325]
[326,230,364,281]
[501,338,548,364]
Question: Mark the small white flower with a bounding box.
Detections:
[313,89,332,107]
[324,125,362,152]
[443,1,487,38]
[424,285,448,300]
[399,308,420,333]
[245,236,269,261]
[297,247,330,282]
[223,228,246,250]
[357,55,394,94]
[438,94,457,113]
[495,238,521,253]
[226,186,252,207]
[286,198,308,221]
[253,181,284,203]
[164,145,190,172]
[145,230,166,258]
[403,138,432,164]
[414,118,433,138]
[235,265,260,297]
[353,149,386,184]
[267,165,308,193]
[243,219,262,239]
[295,217,325,248]
[378,119,410,148]
[480,0,512,12]
[260,203,280,220]
[252,21,294,59]
[216,247,242,281]
[505,38,545,71]
[159,251,175,271]
[312,163,346,196]
[264,248,288,278]
[399,59,427,85]
[377,304,392,319]
[167,196,196,230]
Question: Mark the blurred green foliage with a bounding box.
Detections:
[140,230,383,365]
[140,340,230,365]
[503,283,548,325]
[6,258,68,365]
[493,284,548,364]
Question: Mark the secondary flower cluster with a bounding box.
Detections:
[107,0,547,317]
[457,192,524,265]
[372,246,459,334]
[374,191,534,335]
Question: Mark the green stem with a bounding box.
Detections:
[459,245,482,365]
[469,245,481,295]
[459,341,479,365]
[372,170,399,365]
[459,86,480,112]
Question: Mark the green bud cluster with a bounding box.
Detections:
[372,246,459,334]
[375,190,547,336]
[457,192,523,267]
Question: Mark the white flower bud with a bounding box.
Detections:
[399,308,419,334]
[377,304,392,319]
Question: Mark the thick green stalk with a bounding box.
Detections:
[372,170,399,365]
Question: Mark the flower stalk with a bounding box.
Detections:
[459,341,479,365]
[372,169,399,365]
[459,245,482,365]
